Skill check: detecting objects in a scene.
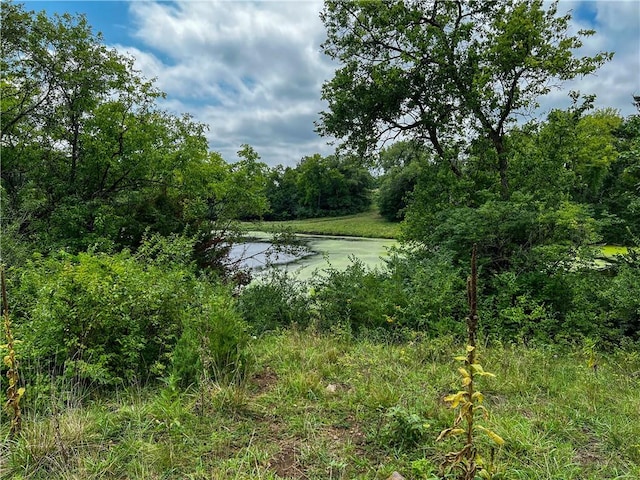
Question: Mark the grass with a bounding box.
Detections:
[243,210,401,239]
[2,331,639,479]
[599,245,636,257]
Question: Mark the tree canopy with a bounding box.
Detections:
[0,2,268,261]
[319,0,612,199]
[265,153,372,220]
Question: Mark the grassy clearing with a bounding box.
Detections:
[3,331,639,479]
[244,210,401,239]
[599,245,637,257]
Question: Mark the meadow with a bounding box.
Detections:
[244,210,401,239]
[2,332,639,479]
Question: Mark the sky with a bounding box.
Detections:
[19,0,640,167]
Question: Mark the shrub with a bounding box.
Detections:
[9,235,251,388]
[12,249,192,385]
[171,283,252,386]
[308,250,466,338]
[602,252,640,339]
[383,248,466,336]
[310,259,392,334]
[237,269,312,333]
[380,405,432,448]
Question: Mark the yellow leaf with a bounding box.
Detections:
[477,425,505,445]
[437,426,466,441]
[472,391,484,403]
[472,363,496,377]
[17,387,25,398]
[478,469,491,479]
[474,405,489,418]
[454,355,467,361]
[444,391,466,408]
[462,376,472,386]
[466,345,475,352]
[471,363,485,373]
[458,367,470,378]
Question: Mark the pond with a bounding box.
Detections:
[230,232,397,280]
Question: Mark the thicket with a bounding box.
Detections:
[238,245,639,346]
[6,235,250,393]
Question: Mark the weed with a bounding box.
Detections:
[2,266,25,437]
[437,246,503,479]
[381,405,431,448]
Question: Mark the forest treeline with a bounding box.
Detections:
[1,0,639,394]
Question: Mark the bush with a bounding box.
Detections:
[382,248,466,336]
[237,269,312,334]
[307,250,466,338]
[9,235,251,387]
[171,283,252,386]
[310,259,392,334]
[481,251,640,344]
[602,252,640,340]
[12,249,191,385]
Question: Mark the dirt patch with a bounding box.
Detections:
[573,427,603,467]
[252,367,279,392]
[269,443,308,479]
[326,422,367,447]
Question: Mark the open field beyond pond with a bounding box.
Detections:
[245,210,401,239]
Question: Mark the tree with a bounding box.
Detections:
[264,165,300,220]
[376,141,427,221]
[1,2,268,260]
[295,153,372,217]
[600,115,640,243]
[1,1,165,251]
[319,0,611,200]
[264,153,371,219]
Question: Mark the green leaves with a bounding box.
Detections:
[319,0,611,201]
[10,236,209,385]
[1,2,269,256]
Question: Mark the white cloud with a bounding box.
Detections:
[118,1,639,166]
[537,0,640,116]
[121,0,335,166]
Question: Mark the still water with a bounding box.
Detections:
[230,232,396,280]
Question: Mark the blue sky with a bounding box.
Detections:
[20,0,640,167]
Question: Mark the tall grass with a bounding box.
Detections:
[2,331,639,479]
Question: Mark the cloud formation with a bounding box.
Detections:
[120,0,334,166]
[118,0,639,166]
[539,0,640,117]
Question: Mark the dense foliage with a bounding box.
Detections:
[0,2,269,263]
[1,2,640,478]
[265,153,372,220]
[8,235,249,388]
[316,0,639,344]
[375,141,425,221]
